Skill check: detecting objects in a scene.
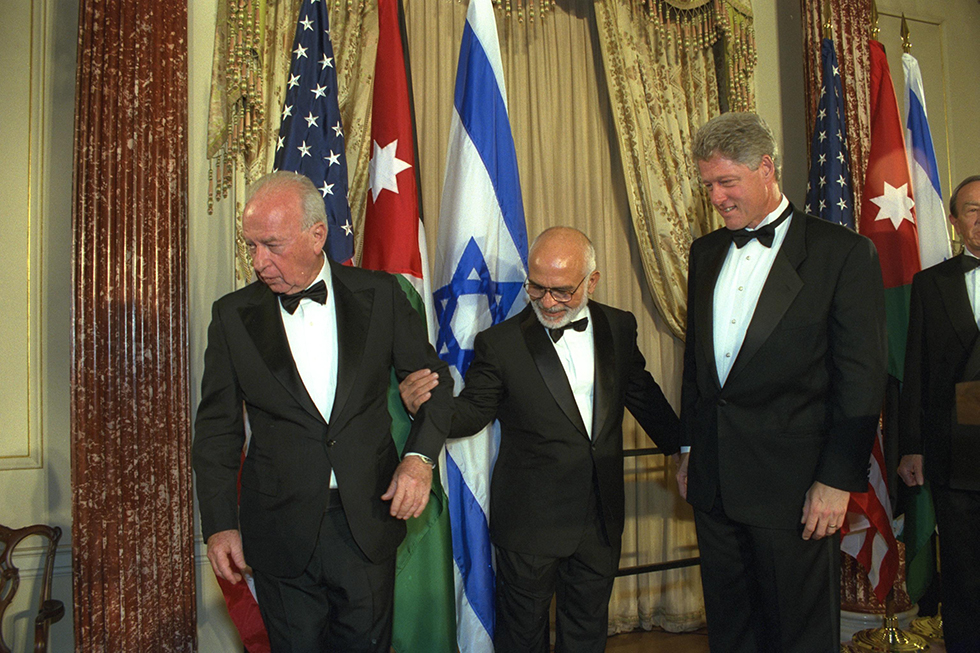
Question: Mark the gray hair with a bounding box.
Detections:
[692,112,781,182]
[529,226,597,274]
[245,171,327,230]
[950,175,980,217]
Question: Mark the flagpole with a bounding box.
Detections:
[849,3,928,651]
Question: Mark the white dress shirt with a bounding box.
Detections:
[963,250,980,326]
[280,254,341,486]
[548,304,595,438]
[713,196,792,386]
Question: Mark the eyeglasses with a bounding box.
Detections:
[524,273,589,304]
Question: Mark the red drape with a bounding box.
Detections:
[71,0,195,649]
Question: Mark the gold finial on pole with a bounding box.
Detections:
[823,0,833,39]
[871,0,880,40]
[901,14,912,53]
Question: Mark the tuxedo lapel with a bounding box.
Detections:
[937,256,980,354]
[520,308,589,437]
[239,286,323,423]
[329,264,373,424]
[726,211,805,385]
[590,303,615,438]
[695,236,730,391]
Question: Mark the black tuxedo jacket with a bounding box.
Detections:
[450,302,680,557]
[193,262,453,577]
[901,255,980,489]
[681,209,887,528]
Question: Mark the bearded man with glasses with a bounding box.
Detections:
[400,226,679,653]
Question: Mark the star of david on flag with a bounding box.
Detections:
[432,0,529,648]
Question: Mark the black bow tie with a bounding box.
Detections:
[549,317,588,342]
[279,280,327,314]
[729,208,792,249]
[962,255,980,273]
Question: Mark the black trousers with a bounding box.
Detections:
[932,483,980,653]
[694,500,840,653]
[493,488,620,653]
[252,496,395,653]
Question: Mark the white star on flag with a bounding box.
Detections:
[368,139,413,202]
[324,150,341,166]
[871,181,916,230]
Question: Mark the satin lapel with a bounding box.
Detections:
[695,236,729,391]
[590,304,615,438]
[726,211,805,385]
[520,308,589,437]
[936,257,980,353]
[239,286,323,423]
[329,264,373,424]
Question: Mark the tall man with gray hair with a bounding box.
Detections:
[899,175,980,653]
[677,112,887,651]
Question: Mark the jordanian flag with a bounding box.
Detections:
[859,40,921,382]
[360,0,455,649]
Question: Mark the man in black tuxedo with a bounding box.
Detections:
[899,175,980,653]
[400,227,679,653]
[193,171,453,652]
[677,112,887,652]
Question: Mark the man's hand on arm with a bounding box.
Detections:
[206,529,247,584]
[898,454,925,487]
[398,369,439,416]
[381,455,433,520]
[675,451,690,500]
[801,481,850,540]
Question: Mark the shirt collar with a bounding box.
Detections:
[744,195,790,232]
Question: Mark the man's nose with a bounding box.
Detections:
[541,292,559,309]
[709,186,726,206]
[252,247,268,269]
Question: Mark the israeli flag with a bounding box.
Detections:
[903,52,951,268]
[433,0,528,649]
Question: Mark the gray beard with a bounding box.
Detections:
[530,295,589,330]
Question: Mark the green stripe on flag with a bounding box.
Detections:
[901,481,936,603]
[390,274,456,653]
[884,284,912,381]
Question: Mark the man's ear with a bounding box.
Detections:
[587,270,600,295]
[310,221,328,251]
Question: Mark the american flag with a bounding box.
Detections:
[273,0,354,264]
[805,38,854,229]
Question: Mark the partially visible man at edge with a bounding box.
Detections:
[678,112,887,652]
[193,171,454,652]
[899,175,980,653]
[400,226,680,653]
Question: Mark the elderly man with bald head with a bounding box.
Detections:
[401,226,679,653]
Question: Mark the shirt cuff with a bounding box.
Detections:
[680,446,691,454]
[404,452,436,468]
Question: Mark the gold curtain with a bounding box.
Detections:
[204,0,763,633]
[594,0,756,339]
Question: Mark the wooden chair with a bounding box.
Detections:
[0,524,64,653]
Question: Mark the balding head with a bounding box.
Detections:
[525,227,599,329]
